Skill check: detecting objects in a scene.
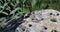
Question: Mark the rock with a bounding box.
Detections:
[15,9,60,32]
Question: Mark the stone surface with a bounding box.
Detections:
[15,9,60,32]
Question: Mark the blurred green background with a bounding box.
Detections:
[0,0,60,29]
[0,0,60,18]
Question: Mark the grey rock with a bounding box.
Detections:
[15,9,60,32]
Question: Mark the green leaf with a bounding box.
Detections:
[0,18,6,23]
[31,0,37,8]
[50,19,57,22]
[10,7,22,14]
[0,11,8,15]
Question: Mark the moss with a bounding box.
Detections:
[50,19,57,22]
